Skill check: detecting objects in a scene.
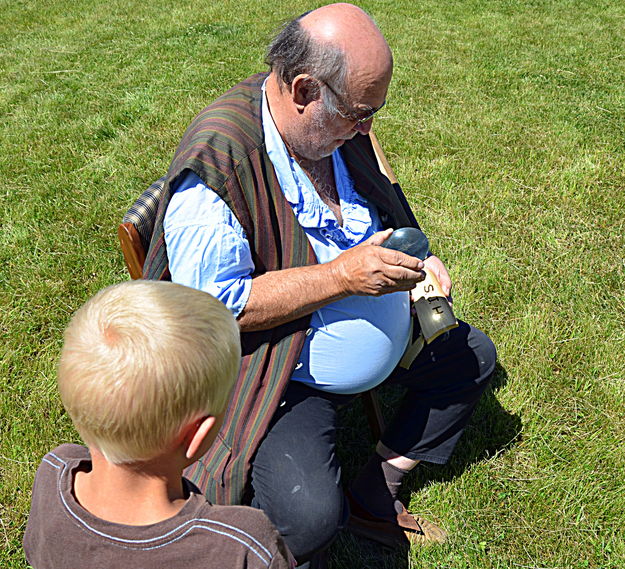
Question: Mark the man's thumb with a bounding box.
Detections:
[365,228,393,246]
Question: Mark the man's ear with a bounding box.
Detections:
[291,74,321,110]
[184,416,217,460]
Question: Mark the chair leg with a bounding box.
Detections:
[362,390,385,442]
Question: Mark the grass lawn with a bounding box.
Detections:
[1,1,624,567]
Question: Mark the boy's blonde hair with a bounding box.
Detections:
[58,281,241,464]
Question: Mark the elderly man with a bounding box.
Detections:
[145,3,496,566]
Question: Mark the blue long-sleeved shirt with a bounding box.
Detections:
[164,82,410,394]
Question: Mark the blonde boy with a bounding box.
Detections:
[24,281,293,569]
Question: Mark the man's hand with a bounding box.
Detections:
[239,229,426,331]
[329,229,426,297]
[422,254,453,302]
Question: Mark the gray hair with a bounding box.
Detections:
[265,13,349,115]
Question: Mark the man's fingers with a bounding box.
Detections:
[332,238,427,296]
[383,266,426,287]
[378,247,424,271]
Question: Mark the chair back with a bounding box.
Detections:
[118,176,165,279]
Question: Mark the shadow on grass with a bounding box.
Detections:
[331,362,520,568]
[329,532,411,569]
[407,362,521,490]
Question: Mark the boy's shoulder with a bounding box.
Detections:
[42,443,90,464]
[198,500,280,535]
[32,443,90,485]
[181,493,295,568]
[184,479,280,537]
[23,444,91,567]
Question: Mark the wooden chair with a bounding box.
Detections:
[116,134,398,441]
[118,176,166,280]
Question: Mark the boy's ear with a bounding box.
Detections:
[185,416,217,460]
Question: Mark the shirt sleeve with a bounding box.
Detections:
[164,171,254,317]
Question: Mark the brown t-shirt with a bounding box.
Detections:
[23,444,293,569]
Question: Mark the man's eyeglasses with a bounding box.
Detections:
[320,80,386,125]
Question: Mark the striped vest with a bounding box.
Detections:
[144,73,418,505]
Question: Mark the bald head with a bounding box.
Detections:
[300,3,392,84]
[266,3,392,99]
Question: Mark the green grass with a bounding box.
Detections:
[1,1,624,567]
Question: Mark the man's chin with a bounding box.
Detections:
[321,139,347,157]
[315,145,340,160]
[298,140,346,161]
[334,133,359,148]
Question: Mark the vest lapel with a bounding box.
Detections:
[341,135,396,215]
[342,134,416,230]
